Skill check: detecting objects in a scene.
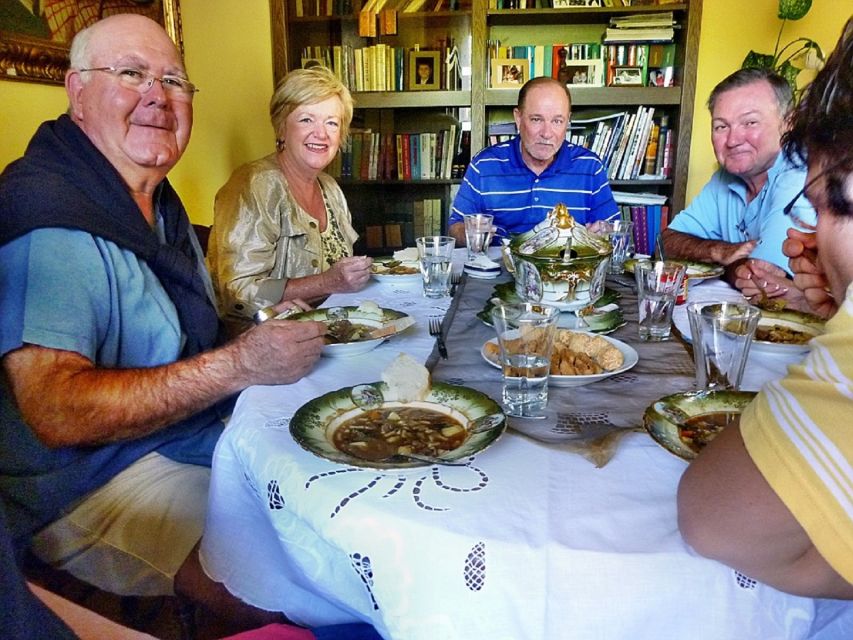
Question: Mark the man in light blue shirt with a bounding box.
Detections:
[662,68,815,307]
[448,77,618,243]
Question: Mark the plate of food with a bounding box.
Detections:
[751,308,824,356]
[480,329,638,387]
[623,258,724,281]
[643,390,757,461]
[288,302,413,357]
[370,259,421,281]
[290,354,506,469]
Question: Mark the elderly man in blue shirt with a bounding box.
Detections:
[661,68,816,309]
[448,77,618,243]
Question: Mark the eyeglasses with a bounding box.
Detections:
[782,184,816,232]
[79,66,198,100]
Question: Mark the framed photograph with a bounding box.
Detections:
[560,59,604,88]
[490,58,528,89]
[408,50,440,91]
[0,0,184,86]
[610,66,644,87]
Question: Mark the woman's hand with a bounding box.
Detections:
[782,229,837,319]
[322,255,373,293]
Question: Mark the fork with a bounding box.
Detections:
[428,316,448,359]
[450,271,463,296]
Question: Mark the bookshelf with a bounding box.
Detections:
[269,0,701,252]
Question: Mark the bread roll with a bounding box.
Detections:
[382,353,431,402]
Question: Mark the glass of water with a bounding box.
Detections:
[490,302,560,419]
[416,236,456,298]
[603,219,634,274]
[634,260,686,341]
[463,213,495,262]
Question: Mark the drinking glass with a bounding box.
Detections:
[489,302,560,419]
[416,236,456,298]
[687,302,761,391]
[603,220,634,274]
[463,213,495,262]
[634,260,686,341]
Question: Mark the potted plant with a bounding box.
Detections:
[741,0,824,96]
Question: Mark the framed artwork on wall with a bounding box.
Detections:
[0,0,185,85]
[408,50,440,91]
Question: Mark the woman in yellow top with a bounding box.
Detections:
[208,67,372,333]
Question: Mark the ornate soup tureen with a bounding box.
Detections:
[505,204,611,313]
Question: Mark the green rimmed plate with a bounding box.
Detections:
[624,258,724,281]
[288,306,413,357]
[752,307,824,356]
[643,390,757,461]
[477,283,624,334]
[290,382,506,469]
[370,259,421,282]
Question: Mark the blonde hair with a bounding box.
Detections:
[270,67,354,143]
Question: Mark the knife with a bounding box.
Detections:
[367,316,416,339]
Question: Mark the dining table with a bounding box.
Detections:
[200,249,852,640]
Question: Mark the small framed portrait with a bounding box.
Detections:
[408,51,441,91]
[490,58,529,89]
[610,66,644,87]
[559,59,604,88]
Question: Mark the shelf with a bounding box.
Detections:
[339,178,462,186]
[353,90,471,108]
[487,5,687,26]
[486,86,681,107]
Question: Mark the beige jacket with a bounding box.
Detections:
[207,154,358,324]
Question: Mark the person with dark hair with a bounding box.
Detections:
[662,68,815,306]
[448,76,618,242]
[677,19,853,599]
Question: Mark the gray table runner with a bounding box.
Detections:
[430,272,697,445]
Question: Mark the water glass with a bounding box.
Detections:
[634,260,686,341]
[489,302,560,419]
[416,236,456,298]
[463,213,495,262]
[603,220,634,274]
[687,301,760,391]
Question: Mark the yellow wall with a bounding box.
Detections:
[0,0,847,221]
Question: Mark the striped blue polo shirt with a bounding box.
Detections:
[449,136,618,236]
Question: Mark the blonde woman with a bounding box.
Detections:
[208,67,371,332]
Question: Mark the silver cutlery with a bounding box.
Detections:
[428,316,448,359]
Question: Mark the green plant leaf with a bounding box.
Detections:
[742,51,775,69]
[776,59,801,90]
[778,0,812,21]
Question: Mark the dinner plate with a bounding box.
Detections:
[751,307,824,356]
[288,306,412,357]
[477,283,625,334]
[643,390,757,461]
[370,260,421,282]
[290,382,506,469]
[623,258,724,281]
[480,331,638,387]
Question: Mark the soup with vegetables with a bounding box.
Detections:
[333,406,467,461]
[678,411,741,454]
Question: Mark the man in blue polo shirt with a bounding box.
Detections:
[661,68,815,307]
[448,77,618,243]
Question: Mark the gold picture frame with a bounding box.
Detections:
[408,50,440,91]
[490,58,528,89]
[0,0,185,86]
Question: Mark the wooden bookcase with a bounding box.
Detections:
[269,0,701,253]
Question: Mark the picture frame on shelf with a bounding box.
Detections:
[409,50,441,91]
[490,58,528,89]
[561,59,604,88]
[0,0,184,85]
[610,66,644,87]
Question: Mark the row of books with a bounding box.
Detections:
[615,203,669,257]
[327,127,461,181]
[604,11,677,43]
[294,0,464,18]
[363,198,444,250]
[300,41,461,91]
[605,42,675,87]
[488,0,678,9]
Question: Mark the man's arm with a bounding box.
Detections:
[448,221,466,246]
[678,425,853,599]
[2,319,325,448]
[661,228,756,266]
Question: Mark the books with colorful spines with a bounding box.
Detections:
[631,205,649,255]
[385,133,397,180]
[620,106,653,180]
[643,121,660,176]
[662,126,674,178]
[419,132,431,179]
[369,132,380,180]
[628,106,655,179]
[646,204,660,257]
[655,115,668,176]
[395,134,405,180]
[340,134,352,178]
[350,130,364,180]
[360,131,373,180]
[410,134,421,181]
[608,106,640,180]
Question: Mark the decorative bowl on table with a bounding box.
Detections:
[290,382,506,469]
[505,205,611,313]
[643,390,757,461]
[751,307,824,356]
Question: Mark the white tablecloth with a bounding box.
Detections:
[201,255,852,639]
